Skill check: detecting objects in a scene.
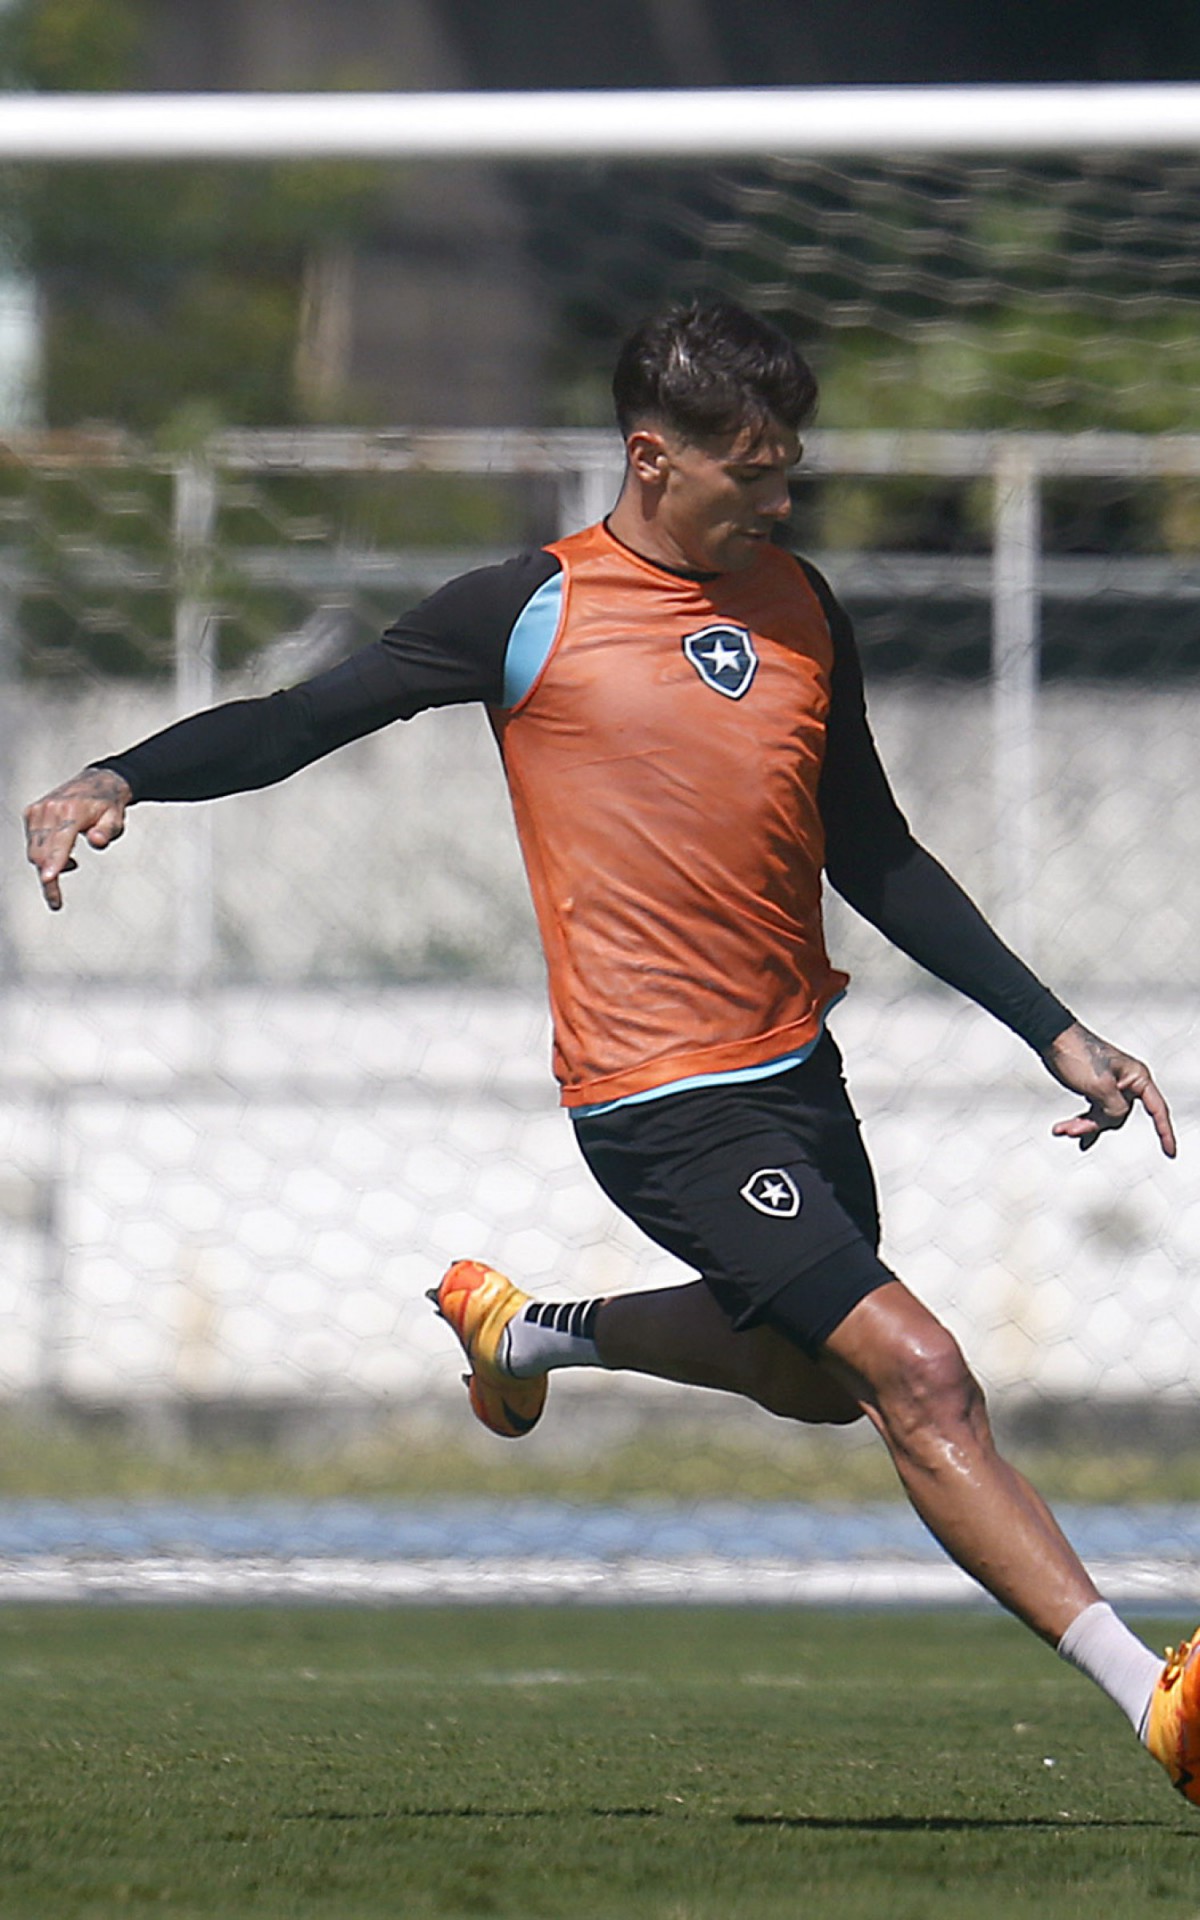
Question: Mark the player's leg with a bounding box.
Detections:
[430,1261,861,1435]
[583,1073,1098,1636]
[434,1036,875,1435]
[604,1257,1200,1796]
[430,1034,1199,1799]
[805,1274,1099,1642]
[594,1277,862,1424]
[802,1271,1200,1794]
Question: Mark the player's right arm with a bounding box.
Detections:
[22,549,560,910]
[24,765,133,911]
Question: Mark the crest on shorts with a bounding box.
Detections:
[682,623,758,700]
[740,1167,802,1219]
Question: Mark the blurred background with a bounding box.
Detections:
[0,2,1197,1547]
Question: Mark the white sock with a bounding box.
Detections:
[1056,1600,1163,1739]
[502,1298,606,1378]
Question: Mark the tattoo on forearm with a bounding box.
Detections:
[80,767,128,802]
[1075,1026,1116,1078]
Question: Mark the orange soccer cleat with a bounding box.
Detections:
[1147,1629,1200,1802]
[428,1259,547,1440]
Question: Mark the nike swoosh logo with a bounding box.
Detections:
[501,1399,541,1435]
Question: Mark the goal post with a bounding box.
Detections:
[0,83,1199,161]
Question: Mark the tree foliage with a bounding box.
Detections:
[1,0,390,433]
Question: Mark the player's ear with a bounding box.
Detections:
[625,426,673,488]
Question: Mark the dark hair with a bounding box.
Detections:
[612,298,818,441]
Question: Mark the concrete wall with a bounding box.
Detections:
[9,681,1199,997]
[0,983,1194,1414]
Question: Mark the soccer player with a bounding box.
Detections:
[24,299,1198,1798]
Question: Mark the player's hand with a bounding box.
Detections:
[23,767,133,911]
[1042,1021,1176,1158]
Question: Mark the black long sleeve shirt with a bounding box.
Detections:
[94,544,1072,1054]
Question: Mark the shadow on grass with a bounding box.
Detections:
[284,1806,664,1821]
[733,1812,1185,1833]
[285,1806,1189,1834]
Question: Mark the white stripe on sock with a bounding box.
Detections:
[505,1301,603,1379]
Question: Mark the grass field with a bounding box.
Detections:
[9,1409,1200,1505]
[1,1605,1198,1918]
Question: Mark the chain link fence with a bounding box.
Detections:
[0,424,1195,1477]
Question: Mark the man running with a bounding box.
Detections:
[24,298,1197,1800]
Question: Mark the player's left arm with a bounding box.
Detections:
[1040,1021,1176,1157]
[804,559,1176,1158]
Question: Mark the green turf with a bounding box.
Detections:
[0,1607,1197,1918]
[8,1409,1200,1504]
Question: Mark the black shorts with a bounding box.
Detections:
[572,1033,894,1356]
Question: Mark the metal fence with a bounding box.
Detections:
[7,424,1200,980]
[2,426,1197,1431]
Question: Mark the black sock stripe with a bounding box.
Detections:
[521,1299,601,1341]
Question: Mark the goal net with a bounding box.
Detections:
[0,91,1196,1597]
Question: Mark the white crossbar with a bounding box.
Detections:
[0,84,1198,162]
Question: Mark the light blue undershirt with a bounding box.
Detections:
[571,995,845,1118]
[502,572,564,707]
[498,568,845,1120]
